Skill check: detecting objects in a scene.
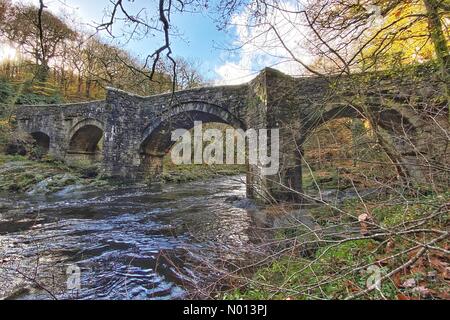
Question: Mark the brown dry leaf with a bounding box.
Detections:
[444,267,450,280]
[408,248,420,259]
[359,224,369,236]
[410,257,427,274]
[378,259,390,266]
[429,256,448,274]
[385,240,395,254]
[358,214,369,222]
[431,248,449,260]
[392,272,404,287]
[428,289,450,300]
[397,294,412,300]
[345,280,360,293]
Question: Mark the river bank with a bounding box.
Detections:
[0,155,110,195]
[220,192,450,300]
[0,155,448,300]
[0,155,247,195]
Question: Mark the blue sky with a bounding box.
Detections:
[22,0,254,83]
[6,0,312,84]
[84,1,233,79]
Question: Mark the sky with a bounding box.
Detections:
[3,0,314,84]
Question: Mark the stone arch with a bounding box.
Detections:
[139,101,245,175]
[304,104,417,138]
[302,104,423,184]
[67,119,104,161]
[30,131,50,154]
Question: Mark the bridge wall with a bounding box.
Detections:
[14,67,449,201]
[16,101,108,159]
[102,84,250,178]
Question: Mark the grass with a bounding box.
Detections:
[221,192,449,300]
[159,156,246,183]
[222,239,396,300]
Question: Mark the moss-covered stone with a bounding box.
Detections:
[0,155,107,194]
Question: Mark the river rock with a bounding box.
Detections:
[26,177,53,195]
[225,196,257,209]
[225,195,242,203]
[55,184,85,196]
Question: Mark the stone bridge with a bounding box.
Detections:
[15,67,448,200]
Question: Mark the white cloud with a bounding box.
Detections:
[9,0,315,85]
[215,61,257,86]
[10,0,104,31]
[215,0,314,85]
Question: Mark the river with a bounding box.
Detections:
[0,175,266,300]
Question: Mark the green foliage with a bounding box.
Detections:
[372,192,450,228]
[0,154,106,193]
[223,191,449,300]
[0,77,14,105]
[15,92,61,105]
[67,160,101,179]
[316,239,377,265]
[0,78,63,106]
[0,120,11,150]
[15,80,63,105]
[223,239,398,300]
[159,163,246,183]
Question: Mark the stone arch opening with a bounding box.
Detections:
[310,105,416,136]
[302,117,397,199]
[300,105,419,196]
[139,102,245,177]
[30,132,50,154]
[67,120,104,163]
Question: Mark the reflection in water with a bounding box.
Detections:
[0,175,264,300]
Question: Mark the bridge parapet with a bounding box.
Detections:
[16,100,108,158]
[13,65,448,201]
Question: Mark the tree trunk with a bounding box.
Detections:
[351,119,365,167]
[86,79,91,98]
[423,0,450,122]
[77,74,82,96]
[363,107,411,184]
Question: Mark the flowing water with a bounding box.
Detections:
[0,175,265,300]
